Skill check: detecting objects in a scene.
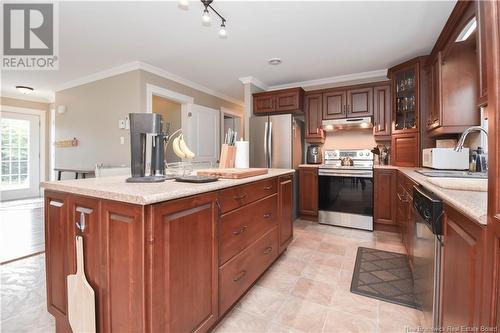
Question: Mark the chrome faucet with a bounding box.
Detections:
[454,126,488,152]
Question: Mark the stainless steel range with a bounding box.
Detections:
[318,149,374,231]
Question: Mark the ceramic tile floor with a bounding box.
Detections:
[214,220,423,333]
[0,219,422,333]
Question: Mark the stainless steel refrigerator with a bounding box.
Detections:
[249,114,304,218]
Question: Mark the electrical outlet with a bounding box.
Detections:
[118,120,126,129]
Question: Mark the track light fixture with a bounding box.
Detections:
[179,0,228,38]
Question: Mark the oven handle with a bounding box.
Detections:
[318,171,373,178]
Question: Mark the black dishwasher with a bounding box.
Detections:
[412,185,443,330]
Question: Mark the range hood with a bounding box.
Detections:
[322,117,373,131]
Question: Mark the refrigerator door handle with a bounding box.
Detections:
[268,121,273,168]
[264,121,269,167]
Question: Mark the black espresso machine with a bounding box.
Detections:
[126,113,169,183]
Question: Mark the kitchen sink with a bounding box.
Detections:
[415,169,487,179]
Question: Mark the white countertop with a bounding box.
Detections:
[41,169,295,205]
[374,165,487,226]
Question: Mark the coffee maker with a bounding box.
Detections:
[126,113,168,183]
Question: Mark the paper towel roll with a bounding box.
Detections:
[234,140,249,168]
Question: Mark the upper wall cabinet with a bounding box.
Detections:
[305,93,325,144]
[476,0,487,107]
[253,88,305,115]
[425,2,481,136]
[322,86,373,120]
[388,57,428,167]
[373,84,392,139]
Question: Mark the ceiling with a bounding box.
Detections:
[1,1,456,103]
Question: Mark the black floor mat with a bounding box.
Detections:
[350,247,417,309]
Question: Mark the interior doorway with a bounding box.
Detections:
[152,95,182,164]
[220,107,243,144]
[1,111,41,201]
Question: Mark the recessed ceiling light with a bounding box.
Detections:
[268,58,282,66]
[16,86,34,94]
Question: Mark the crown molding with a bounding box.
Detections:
[56,61,244,107]
[267,69,388,91]
[238,76,269,91]
[138,62,243,106]
[1,90,54,103]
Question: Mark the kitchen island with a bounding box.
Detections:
[41,169,295,333]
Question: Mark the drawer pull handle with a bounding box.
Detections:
[263,246,273,255]
[233,226,247,235]
[397,193,409,203]
[233,193,247,200]
[264,185,273,190]
[263,213,272,219]
[233,270,247,282]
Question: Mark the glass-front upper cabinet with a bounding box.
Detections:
[394,67,417,131]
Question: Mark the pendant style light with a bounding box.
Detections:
[179,0,228,38]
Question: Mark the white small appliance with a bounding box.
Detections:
[422,148,470,170]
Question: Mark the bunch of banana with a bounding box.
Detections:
[172,134,195,159]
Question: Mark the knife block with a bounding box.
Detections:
[219,144,236,168]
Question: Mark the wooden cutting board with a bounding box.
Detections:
[196,168,268,179]
[67,236,96,333]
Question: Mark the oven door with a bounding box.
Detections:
[318,169,374,231]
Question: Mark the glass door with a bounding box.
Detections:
[1,111,40,200]
[395,67,417,131]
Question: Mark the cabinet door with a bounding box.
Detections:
[373,169,396,226]
[304,93,325,143]
[276,89,302,113]
[150,193,218,333]
[391,133,420,167]
[427,54,442,131]
[100,201,146,333]
[347,87,373,117]
[373,85,391,137]
[44,192,72,332]
[323,90,346,120]
[278,174,293,253]
[67,196,101,331]
[253,94,275,114]
[476,0,488,106]
[441,205,484,328]
[298,167,318,218]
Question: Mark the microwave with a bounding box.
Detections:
[422,148,470,170]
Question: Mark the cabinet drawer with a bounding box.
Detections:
[220,194,278,264]
[219,227,278,315]
[218,178,277,214]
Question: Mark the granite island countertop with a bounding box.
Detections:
[41,168,295,205]
[374,165,487,226]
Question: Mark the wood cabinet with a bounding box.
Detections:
[391,132,420,167]
[388,57,427,167]
[321,86,374,120]
[476,0,488,106]
[150,193,218,333]
[278,174,293,253]
[323,90,347,120]
[373,84,392,139]
[219,228,278,315]
[373,169,396,228]
[100,201,146,333]
[441,204,485,329]
[304,93,325,143]
[45,176,292,333]
[253,88,304,115]
[426,2,480,136]
[44,192,71,333]
[347,87,373,117]
[298,167,318,220]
